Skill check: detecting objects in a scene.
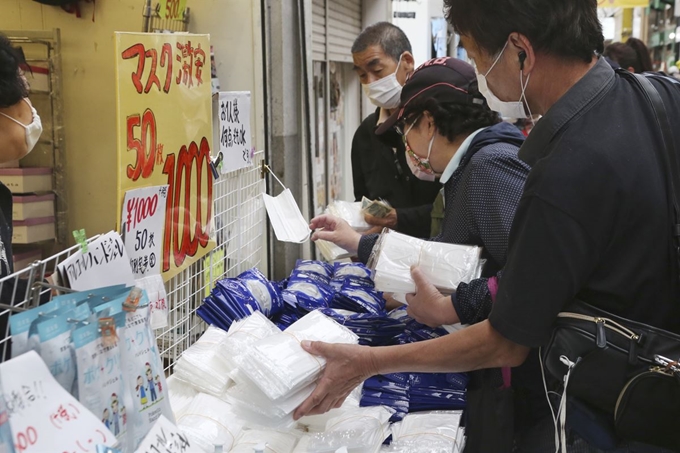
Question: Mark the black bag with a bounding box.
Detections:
[541,71,680,451]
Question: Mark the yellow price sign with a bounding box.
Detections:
[598,0,648,7]
[160,0,187,20]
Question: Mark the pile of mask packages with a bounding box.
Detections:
[171,251,484,452]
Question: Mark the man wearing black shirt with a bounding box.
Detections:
[295,1,680,451]
[351,22,441,238]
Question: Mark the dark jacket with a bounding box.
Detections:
[351,107,441,237]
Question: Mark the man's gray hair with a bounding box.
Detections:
[351,22,412,62]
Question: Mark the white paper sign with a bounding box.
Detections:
[57,231,135,291]
[0,351,117,452]
[263,189,311,243]
[135,415,191,453]
[135,274,169,329]
[217,91,253,173]
[121,185,169,278]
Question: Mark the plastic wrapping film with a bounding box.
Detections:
[369,229,482,296]
[388,411,465,453]
[220,311,282,370]
[173,326,233,396]
[307,405,395,453]
[230,429,300,453]
[297,385,363,433]
[176,392,245,453]
[166,375,198,421]
[239,311,359,401]
[327,201,371,232]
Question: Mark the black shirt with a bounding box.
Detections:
[351,107,441,237]
[490,58,680,347]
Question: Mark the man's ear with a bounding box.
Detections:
[401,51,415,73]
[509,33,535,75]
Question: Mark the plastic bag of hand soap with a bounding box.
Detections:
[73,311,131,450]
[118,288,174,451]
[36,308,84,395]
[238,268,284,316]
[295,260,333,279]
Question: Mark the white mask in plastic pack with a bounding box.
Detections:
[475,42,532,120]
[362,56,404,109]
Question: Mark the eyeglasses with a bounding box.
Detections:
[395,114,421,136]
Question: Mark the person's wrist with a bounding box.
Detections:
[348,231,362,254]
[439,294,460,325]
[360,345,380,379]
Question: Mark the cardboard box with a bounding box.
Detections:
[12,216,55,244]
[13,193,55,221]
[0,167,52,194]
[13,249,41,272]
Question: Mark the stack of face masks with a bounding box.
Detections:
[172,326,234,396]
[307,406,395,453]
[389,411,465,453]
[368,230,483,296]
[331,263,375,290]
[408,373,468,413]
[330,283,385,315]
[176,392,245,452]
[230,429,300,453]
[228,311,358,429]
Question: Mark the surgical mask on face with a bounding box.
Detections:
[475,41,532,120]
[362,56,404,110]
[0,99,43,155]
[402,116,440,182]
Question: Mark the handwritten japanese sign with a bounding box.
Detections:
[121,185,168,278]
[216,91,253,173]
[57,232,135,292]
[0,351,116,453]
[115,33,216,281]
[135,415,190,453]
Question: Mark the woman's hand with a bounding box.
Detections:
[364,209,398,229]
[406,266,460,328]
[310,214,362,255]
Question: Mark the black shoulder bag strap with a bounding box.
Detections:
[619,70,680,278]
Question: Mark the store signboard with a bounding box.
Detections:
[215,91,253,174]
[0,351,117,452]
[115,32,216,281]
[597,0,648,7]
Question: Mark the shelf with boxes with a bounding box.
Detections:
[3,29,67,272]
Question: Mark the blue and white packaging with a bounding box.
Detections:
[36,311,78,395]
[73,311,131,451]
[238,268,284,316]
[282,280,334,312]
[331,284,384,315]
[333,262,373,280]
[294,260,333,279]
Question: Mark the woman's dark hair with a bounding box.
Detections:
[603,42,637,71]
[402,97,500,144]
[0,34,28,108]
[444,0,604,63]
[626,37,653,73]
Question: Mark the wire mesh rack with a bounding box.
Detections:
[0,151,267,372]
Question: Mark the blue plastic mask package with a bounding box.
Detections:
[288,270,332,287]
[215,279,260,319]
[333,262,373,280]
[73,311,131,450]
[331,285,385,315]
[282,280,335,313]
[238,268,284,316]
[294,260,333,279]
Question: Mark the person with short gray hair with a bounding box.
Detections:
[350,22,441,238]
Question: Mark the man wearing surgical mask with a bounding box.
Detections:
[350,22,441,238]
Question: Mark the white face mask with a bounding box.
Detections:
[0,99,43,155]
[362,56,404,110]
[475,42,532,120]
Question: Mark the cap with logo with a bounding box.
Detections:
[375,56,488,135]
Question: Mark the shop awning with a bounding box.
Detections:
[598,0,649,7]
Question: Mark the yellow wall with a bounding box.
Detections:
[0,0,264,245]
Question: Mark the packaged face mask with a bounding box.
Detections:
[308,406,395,453]
[295,260,333,279]
[331,285,384,315]
[238,268,283,316]
[288,270,332,287]
[282,280,335,313]
[118,290,174,451]
[333,263,373,280]
[176,392,244,452]
[36,310,79,395]
[73,312,131,450]
[214,279,260,319]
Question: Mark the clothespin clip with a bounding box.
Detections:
[210,152,223,180]
[73,229,87,253]
[123,287,143,312]
[99,317,118,347]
